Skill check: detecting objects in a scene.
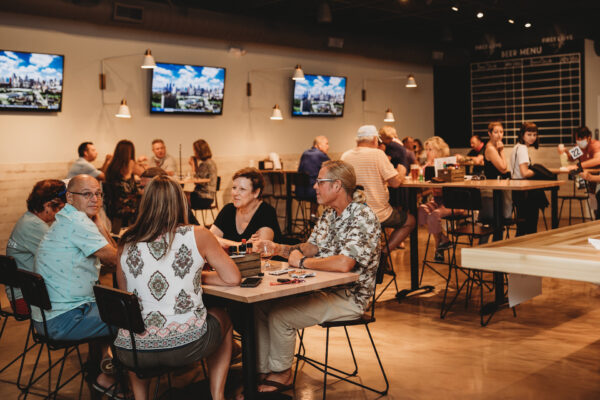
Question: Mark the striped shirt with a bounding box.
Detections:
[341,146,398,222]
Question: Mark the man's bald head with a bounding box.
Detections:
[313,136,329,154]
[66,175,103,218]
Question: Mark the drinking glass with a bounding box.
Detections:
[261,243,274,270]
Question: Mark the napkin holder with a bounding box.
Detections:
[232,253,262,277]
[437,166,466,182]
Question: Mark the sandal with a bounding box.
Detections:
[258,379,293,393]
[92,380,129,399]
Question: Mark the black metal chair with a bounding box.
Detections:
[0,256,36,392]
[290,172,314,241]
[93,284,179,399]
[292,264,389,399]
[374,229,399,302]
[191,176,221,227]
[17,269,94,400]
[439,187,499,320]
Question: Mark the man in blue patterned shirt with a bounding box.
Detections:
[33,174,118,393]
[254,160,381,393]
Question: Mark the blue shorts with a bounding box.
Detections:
[33,302,112,341]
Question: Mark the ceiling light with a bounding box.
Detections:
[115,99,131,118]
[524,22,532,28]
[270,104,283,120]
[476,12,484,19]
[292,65,305,81]
[508,18,515,24]
[451,6,459,12]
[384,108,395,122]
[406,74,417,88]
[141,49,156,69]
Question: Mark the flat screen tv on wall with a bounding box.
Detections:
[292,74,346,117]
[151,62,225,115]
[0,50,64,112]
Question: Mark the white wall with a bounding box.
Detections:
[0,12,434,165]
[0,12,434,250]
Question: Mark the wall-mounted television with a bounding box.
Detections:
[151,62,225,115]
[0,50,64,112]
[292,74,346,117]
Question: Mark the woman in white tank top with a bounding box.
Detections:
[116,175,241,400]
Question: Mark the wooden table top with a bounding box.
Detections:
[176,177,209,185]
[202,261,358,303]
[401,178,564,190]
[461,220,600,283]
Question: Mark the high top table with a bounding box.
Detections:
[461,220,600,283]
[260,170,299,235]
[203,261,358,399]
[398,179,564,308]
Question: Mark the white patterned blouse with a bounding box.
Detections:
[114,225,208,351]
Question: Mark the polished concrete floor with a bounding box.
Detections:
[2,221,600,399]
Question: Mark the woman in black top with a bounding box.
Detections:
[210,167,281,248]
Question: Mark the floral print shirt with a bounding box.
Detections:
[308,201,381,310]
[114,225,208,350]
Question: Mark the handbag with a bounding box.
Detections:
[529,164,557,181]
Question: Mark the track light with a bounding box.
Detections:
[270,104,283,120]
[476,12,484,19]
[115,99,131,118]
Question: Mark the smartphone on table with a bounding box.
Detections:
[240,277,262,287]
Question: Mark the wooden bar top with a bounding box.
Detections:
[401,178,564,190]
[202,261,358,303]
[176,177,210,185]
[461,220,600,284]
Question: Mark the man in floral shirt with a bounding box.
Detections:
[254,160,381,393]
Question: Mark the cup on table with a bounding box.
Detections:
[410,164,420,181]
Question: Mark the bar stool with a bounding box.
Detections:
[374,228,399,302]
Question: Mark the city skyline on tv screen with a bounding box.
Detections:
[292,74,346,117]
[151,62,225,114]
[0,50,64,111]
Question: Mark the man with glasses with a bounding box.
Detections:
[253,160,381,393]
[342,125,415,254]
[33,174,118,394]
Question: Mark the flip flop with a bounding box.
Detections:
[258,379,294,393]
[92,380,129,399]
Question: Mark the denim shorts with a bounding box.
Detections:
[33,302,112,341]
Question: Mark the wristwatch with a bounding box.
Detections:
[298,256,308,269]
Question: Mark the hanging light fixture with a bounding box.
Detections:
[384,108,395,122]
[292,65,305,81]
[115,99,132,118]
[141,49,156,69]
[270,104,283,120]
[406,74,418,88]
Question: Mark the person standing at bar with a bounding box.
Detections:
[511,122,548,235]
[297,136,330,219]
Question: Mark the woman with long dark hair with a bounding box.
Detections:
[104,140,145,232]
[116,176,240,400]
[511,122,548,235]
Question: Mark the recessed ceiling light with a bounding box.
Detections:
[451,6,459,12]
[476,12,484,19]
[524,22,532,28]
[508,19,515,24]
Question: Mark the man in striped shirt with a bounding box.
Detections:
[341,125,415,253]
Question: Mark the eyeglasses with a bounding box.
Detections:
[315,178,337,185]
[69,191,104,200]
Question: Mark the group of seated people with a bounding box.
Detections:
[6,153,384,399]
[68,138,219,234]
[6,122,599,399]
